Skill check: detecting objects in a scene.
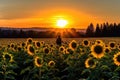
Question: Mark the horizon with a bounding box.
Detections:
[0,0,120,28]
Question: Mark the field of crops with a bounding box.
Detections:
[0,38,120,80]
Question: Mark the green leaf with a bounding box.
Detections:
[6,70,17,75]
[5,75,15,79]
[23,59,33,64]
[81,69,91,75]
[114,66,120,72]
[20,67,31,75]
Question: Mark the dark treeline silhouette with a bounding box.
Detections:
[86,22,120,37]
[0,28,85,38]
[1,22,120,38]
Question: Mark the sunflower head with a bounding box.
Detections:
[113,52,120,66]
[109,42,116,49]
[17,46,22,51]
[40,41,45,45]
[7,45,10,48]
[85,58,96,68]
[65,48,71,54]
[27,38,33,44]
[91,44,105,59]
[35,41,41,48]
[43,47,50,54]
[50,44,54,48]
[105,47,111,53]
[69,40,77,50]
[21,42,26,48]
[2,52,14,62]
[34,56,43,67]
[27,45,35,56]
[117,45,120,50]
[59,46,65,53]
[48,60,55,67]
[82,40,90,47]
[10,43,15,48]
[95,40,104,45]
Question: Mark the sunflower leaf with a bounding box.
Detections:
[20,67,31,75]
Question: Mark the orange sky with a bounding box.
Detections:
[0,0,120,29]
[0,8,101,29]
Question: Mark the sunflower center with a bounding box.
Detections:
[18,47,21,51]
[36,42,40,47]
[29,46,35,53]
[45,49,49,53]
[8,45,10,48]
[94,45,103,54]
[5,54,11,61]
[50,44,53,47]
[50,62,55,66]
[105,48,110,53]
[37,58,42,65]
[28,39,32,43]
[116,55,120,62]
[110,43,115,48]
[84,41,88,45]
[22,43,26,47]
[60,47,64,51]
[88,59,94,66]
[97,41,101,44]
[71,42,77,49]
[11,44,14,48]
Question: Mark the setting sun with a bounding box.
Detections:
[56,19,68,28]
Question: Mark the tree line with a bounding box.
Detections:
[86,22,120,37]
[0,22,120,38]
[0,28,84,38]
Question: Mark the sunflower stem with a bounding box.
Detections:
[39,68,42,80]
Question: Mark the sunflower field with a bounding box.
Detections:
[0,38,120,80]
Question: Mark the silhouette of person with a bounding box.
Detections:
[56,35,62,46]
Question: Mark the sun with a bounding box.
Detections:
[56,19,68,28]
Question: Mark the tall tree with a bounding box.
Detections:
[86,23,94,37]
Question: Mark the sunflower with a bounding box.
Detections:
[7,45,10,48]
[48,60,55,67]
[82,39,90,47]
[117,45,120,50]
[2,52,14,62]
[26,38,33,44]
[69,40,78,50]
[17,46,22,51]
[95,40,104,45]
[21,42,26,48]
[65,48,71,54]
[10,43,15,48]
[35,41,41,48]
[40,41,45,45]
[34,56,43,67]
[50,44,54,48]
[27,45,35,56]
[109,42,116,49]
[91,44,105,59]
[113,52,120,66]
[85,57,96,68]
[59,46,65,53]
[43,47,50,54]
[80,48,86,54]
[105,47,111,53]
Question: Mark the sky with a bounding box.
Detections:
[0,0,120,29]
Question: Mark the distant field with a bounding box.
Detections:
[0,37,120,45]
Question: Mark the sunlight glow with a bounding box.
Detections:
[56,19,68,28]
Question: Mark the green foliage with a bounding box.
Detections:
[0,38,120,80]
